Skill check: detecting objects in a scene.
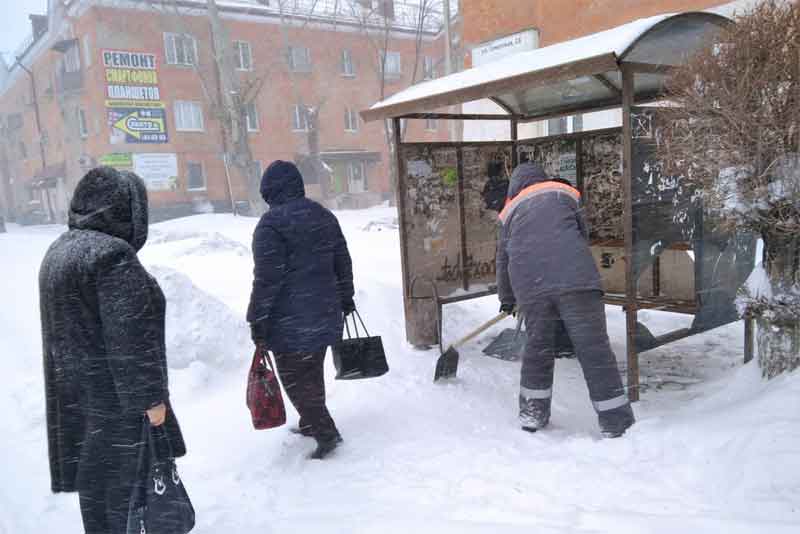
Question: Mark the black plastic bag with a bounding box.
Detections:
[127,418,195,534]
[332,310,388,380]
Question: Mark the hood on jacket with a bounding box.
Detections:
[261,160,306,205]
[68,167,149,251]
[507,162,551,200]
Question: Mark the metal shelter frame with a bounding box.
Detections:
[362,12,741,401]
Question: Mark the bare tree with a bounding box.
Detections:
[349,0,442,193]
[657,0,800,378]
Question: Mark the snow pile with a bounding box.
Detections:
[148,264,250,370]
[148,229,250,257]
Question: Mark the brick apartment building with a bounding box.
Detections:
[0,0,449,222]
[458,0,758,140]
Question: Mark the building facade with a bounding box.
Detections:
[458,0,759,140]
[0,0,449,222]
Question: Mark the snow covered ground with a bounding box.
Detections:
[1,206,798,533]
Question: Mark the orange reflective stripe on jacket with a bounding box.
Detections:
[498,181,581,224]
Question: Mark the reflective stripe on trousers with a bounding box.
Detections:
[520,386,552,400]
[592,394,629,412]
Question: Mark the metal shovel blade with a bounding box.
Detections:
[434,346,460,381]
[482,328,526,361]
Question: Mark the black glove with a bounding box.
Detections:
[250,321,267,345]
[499,302,516,317]
[342,298,356,315]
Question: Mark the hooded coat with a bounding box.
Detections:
[247,161,354,354]
[39,167,185,496]
[496,162,601,307]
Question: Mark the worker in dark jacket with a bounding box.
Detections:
[496,162,634,438]
[39,167,185,533]
[247,160,354,459]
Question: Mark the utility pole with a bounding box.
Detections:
[442,1,456,141]
[14,57,54,221]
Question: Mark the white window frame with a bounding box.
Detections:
[423,56,435,80]
[347,161,366,193]
[291,104,308,131]
[425,117,437,131]
[344,108,359,132]
[341,49,355,77]
[245,101,260,132]
[174,100,205,132]
[234,40,253,71]
[186,161,206,191]
[287,46,311,73]
[164,32,198,66]
[381,50,401,78]
[78,108,89,138]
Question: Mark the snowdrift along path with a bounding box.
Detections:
[0,207,798,534]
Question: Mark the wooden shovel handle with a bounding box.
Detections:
[451,312,509,350]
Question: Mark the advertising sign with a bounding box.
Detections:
[98,153,133,169]
[103,50,168,144]
[133,153,178,191]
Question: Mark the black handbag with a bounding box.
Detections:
[332,310,388,380]
[127,418,195,534]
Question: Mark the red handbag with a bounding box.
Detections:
[246,345,286,430]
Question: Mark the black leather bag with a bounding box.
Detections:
[127,419,195,534]
[332,310,388,380]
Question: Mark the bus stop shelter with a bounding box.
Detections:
[361,12,755,400]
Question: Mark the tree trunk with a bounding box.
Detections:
[757,234,800,378]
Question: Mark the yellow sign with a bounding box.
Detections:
[105,68,159,85]
[112,110,166,141]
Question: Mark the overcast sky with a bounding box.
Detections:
[1,0,48,65]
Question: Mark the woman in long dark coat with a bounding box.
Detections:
[39,167,185,533]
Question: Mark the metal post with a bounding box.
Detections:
[456,147,469,291]
[621,66,639,402]
[744,318,755,364]
[393,117,412,301]
[510,119,519,168]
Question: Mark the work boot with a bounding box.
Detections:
[289,426,313,437]
[308,434,343,460]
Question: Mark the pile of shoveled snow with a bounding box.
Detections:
[148,229,250,258]
[147,265,250,371]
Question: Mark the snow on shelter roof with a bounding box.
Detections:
[362,12,730,122]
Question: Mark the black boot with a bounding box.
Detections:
[309,434,343,460]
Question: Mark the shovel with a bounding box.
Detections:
[434,312,509,382]
[483,313,526,361]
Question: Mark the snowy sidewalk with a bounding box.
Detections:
[0,209,798,534]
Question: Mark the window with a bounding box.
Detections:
[287,46,311,73]
[347,161,366,193]
[425,117,437,131]
[234,41,253,71]
[78,108,88,138]
[64,43,81,73]
[174,101,204,131]
[423,56,436,80]
[548,117,567,136]
[341,49,355,77]
[164,33,197,66]
[344,108,359,132]
[571,114,583,133]
[291,104,309,131]
[380,50,401,78]
[245,102,260,132]
[186,162,206,191]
